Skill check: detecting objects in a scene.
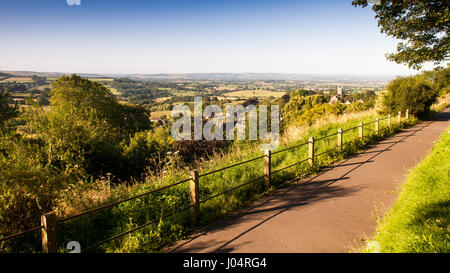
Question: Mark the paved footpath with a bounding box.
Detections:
[168,108,450,253]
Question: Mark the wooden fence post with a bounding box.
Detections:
[41,212,57,253]
[337,128,343,152]
[388,114,391,127]
[190,170,200,225]
[397,111,401,123]
[264,150,271,190]
[375,118,379,135]
[358,122,363,141]
[308,137,314,167]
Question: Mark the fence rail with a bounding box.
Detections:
[0,110,411,253]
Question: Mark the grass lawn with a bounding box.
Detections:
[367,124,450,253]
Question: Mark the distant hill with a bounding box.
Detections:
[111,73,396,82]
[0,70,396,82]
[0,70,112,80]
[0,72,14,78]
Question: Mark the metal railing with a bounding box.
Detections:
[0,110,411,253]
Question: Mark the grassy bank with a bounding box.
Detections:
[365,123,449,253]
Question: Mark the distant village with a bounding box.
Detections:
[329,86,365,105]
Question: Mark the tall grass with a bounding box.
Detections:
[431,94,450,112]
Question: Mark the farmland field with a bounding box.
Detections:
[87,78,114,82]
[0,77,33,82]
[154,97,170,103]
[150,110,171,118]
[223,89,285,98]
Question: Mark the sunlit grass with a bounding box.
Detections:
[365,124,450,253]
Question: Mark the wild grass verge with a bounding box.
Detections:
[363,123,449,253]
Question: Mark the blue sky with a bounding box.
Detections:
[0,0,434,75]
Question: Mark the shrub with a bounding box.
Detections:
[381,74,438,117]
[283,94,328,126]
[123,127,173,178]
[0,133,85,234]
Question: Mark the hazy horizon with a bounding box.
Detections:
[0,69,403,80]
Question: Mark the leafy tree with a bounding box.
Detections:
[290,89,316,98]
[24,75,151,179]
[381,74,437,116]
[422,66,450,96]
[31,75,47,85]
[0,133,84,234]
[353,0,450,69]
[50,75,119,123]
[118,103,152,137]
[0,82,27,93]
[37,88,50,105]
[25,104,123,178]
[123,127,173,178]
[348,90,377,108]
[283,94,327,125]
[50,75,150,137]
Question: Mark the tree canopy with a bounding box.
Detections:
[31,75,46,85]
[50,75,151,137]
[381,73,439,116]
[353,0,450,69]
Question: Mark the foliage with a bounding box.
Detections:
[29,106,126,178]
[0,92,18,128]
[111,78,172,106]
[31,75,46,85]
[347,90,377,107]
[423,66,450,96]
[283,94,327,125]
[380,73,438,117]
[289,89,316,98]
[21,75,153,178]
[0,82,27,93]
[123,127,174,178]
[283,93,374,127]
[352,0,450,69]
[0,131,85,234]
[353,0,450,69]
[37,88,50,106]
[50,75,124,132]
